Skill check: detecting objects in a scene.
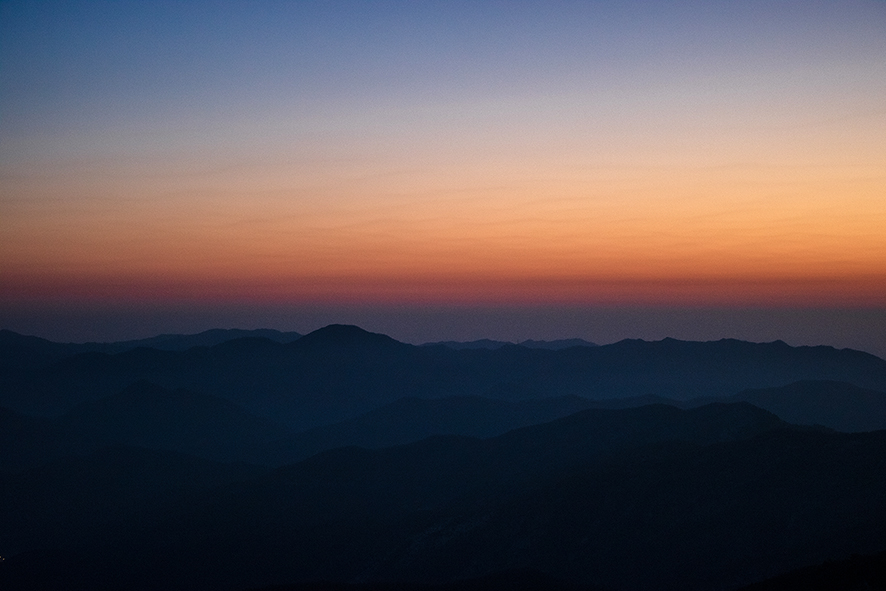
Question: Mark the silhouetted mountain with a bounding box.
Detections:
[3,327,886,430]
[249,568,596,591]
[223,421,885,589]
[422,338,514,350]
[3,402,885,591]
[730,380,886,432]
[736,548,886,591]
[0,406,106,473]
[422,338,597,350]
[79,328,303,353]
[0,330,84,373]
[6,324,886,591]
[58,381,292,463]
[518,338,598,349]
[389,429,886,591]
[0,445,267,558]
[264,395,611,465]
[4,403,881,591]
[293,324,405,351]
[0,327,301,360]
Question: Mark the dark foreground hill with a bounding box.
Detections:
[730,380,886,432]
[0,405,105,473]
[737,548,886,591]
[3,325,886,430]
[0,445,268,558]
[243,548,886,591]
[3,383,674,469]
[58,380,293,463]
[2,402,884,591]
[261,394,675,466]
[1,381,293,470]
[251,569,595,591]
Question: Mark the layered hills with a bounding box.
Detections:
[2,324,885,590]
[2,402,884,591]
[3,325,886,429]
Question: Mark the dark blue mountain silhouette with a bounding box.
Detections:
[262,394,657,465]
[0,405,104,473]
[3,326,886,430]
[4,324,886,591]
[0,327,301,360]
[291,324,405,351]
[730,380,886,432]
[422,338,514,350]
[0,330,84,372]
[518,338,598,349]
[4,403,882,591]
[58,380,291,462]
[0,444,266,560]
[736,548,886,591]
[423,337,597,350]
[82,328,303,352]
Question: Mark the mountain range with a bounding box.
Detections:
[420,337,598,350]
[3,324,886,429]
[2,324,885,590]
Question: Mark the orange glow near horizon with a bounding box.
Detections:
[2,3,885,312]
[3,156,884,308]
[4,268,886,309]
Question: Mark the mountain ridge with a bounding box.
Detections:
[3,325,886,429]
[422,337,598,350]
[4,403,881,591]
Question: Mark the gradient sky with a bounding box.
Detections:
[1,1,885,352]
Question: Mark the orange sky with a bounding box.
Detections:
[2,1,885,313]
[4,153,884,306]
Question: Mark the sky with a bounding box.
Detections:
[1,1,885,355]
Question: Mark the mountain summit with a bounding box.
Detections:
[293,324,406,350]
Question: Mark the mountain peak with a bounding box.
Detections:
[295,324,405,349]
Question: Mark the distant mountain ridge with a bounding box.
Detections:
[87,328,303,352]
[422,337,597,350]
[5,323,886,591]
[59,380,292,463]
[0,328,302,370]
[733,380,886,432]
[262,394,667,466]
[5,376,881,473]
[2,325,886,429]
[0,381,293,471]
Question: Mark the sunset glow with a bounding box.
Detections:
[1,1,885,347]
